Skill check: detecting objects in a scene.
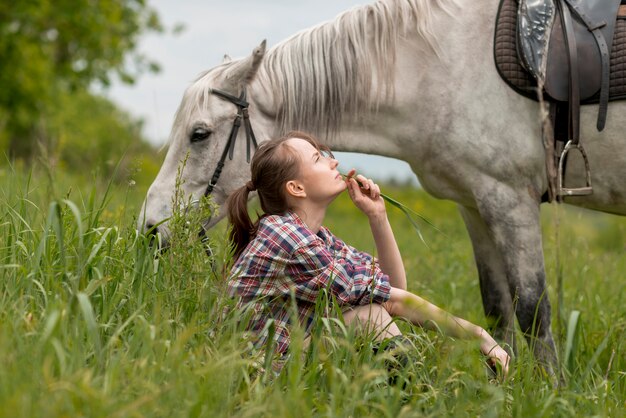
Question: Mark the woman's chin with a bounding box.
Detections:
[331,183,348,199]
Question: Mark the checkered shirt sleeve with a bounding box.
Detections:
[229,213,390,306]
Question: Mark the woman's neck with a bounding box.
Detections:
[292,204,326,233]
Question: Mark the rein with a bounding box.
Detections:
[203,87,258,197]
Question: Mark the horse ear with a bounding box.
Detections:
[222,54,232,63]
[224,40,267,88]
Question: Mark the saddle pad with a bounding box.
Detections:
[494,0,626,103]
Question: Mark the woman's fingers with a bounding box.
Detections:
[352,174,380,199]
[347,178,363,199]
[345,168,357,180]
[347,177,357,192]
[491,347,510,378]
[501,351,511,376]
[345,171,384,216]
[355,174,369,189]
[371,181,380,200]
[481,339,510,379]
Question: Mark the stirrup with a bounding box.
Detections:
[557,140,593,197]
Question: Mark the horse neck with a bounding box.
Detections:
[250,0,496,157]
[243,73,279,155]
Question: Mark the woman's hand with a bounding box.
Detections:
[478,330,511,378]
[345,169,386,219]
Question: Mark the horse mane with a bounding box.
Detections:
[263,0,457,138]
[172,0,456,145]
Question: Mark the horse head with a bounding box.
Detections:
[139,41,271,243]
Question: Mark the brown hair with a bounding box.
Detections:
[226,130,332,259]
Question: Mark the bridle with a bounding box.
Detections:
[203,87,258,197]
[198,87,259,245]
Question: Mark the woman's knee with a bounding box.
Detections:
[343,303,386,323]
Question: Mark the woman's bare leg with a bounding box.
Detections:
[342,303,402,340]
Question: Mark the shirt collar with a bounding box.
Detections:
[285,210,307,229]
[285,211,331,244]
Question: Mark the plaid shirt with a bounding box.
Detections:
[228,211,391,356]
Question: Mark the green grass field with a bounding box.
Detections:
[1,163,624,417]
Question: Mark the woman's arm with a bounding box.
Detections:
[383,287,510,375]
[345,171,407,290]
[368,212,407,290]
[344,173,508,374]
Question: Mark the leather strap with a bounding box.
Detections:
[560,0,581,144]
[210,88,249,108]
[203,88,259,197]
[562,0,612,131]
[243,108,258,162]
[205,111,241,196]
[239,89,259,162]
[199,87,259,246]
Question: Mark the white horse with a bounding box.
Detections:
[139,0,626,372]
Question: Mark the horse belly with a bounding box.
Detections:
[562,101,626,215]
[399,77,546,208]
[392,27,548,207]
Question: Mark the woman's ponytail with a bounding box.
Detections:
[226,183,256,259]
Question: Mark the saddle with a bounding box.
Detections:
[494,0,625,201]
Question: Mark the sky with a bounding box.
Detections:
[106,0,418,184]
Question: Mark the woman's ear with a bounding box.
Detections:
[286,180,306,198]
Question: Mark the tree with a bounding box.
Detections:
[45,88,161,184]
[0,0,163,159]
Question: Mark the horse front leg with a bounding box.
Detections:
[474,185,558,375]
[458,205,517,354]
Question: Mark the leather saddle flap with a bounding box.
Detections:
[545,0,622,101]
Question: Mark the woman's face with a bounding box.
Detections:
[286,137,346,203]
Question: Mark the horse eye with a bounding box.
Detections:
[190,128,211,143]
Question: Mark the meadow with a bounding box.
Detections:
[0,162,624,417]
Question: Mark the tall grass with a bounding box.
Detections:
[0,164,624,417]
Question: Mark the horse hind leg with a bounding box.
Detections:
[459,205,517,354]
[473,185,559,375]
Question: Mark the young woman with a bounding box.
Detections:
[226,131,510,375]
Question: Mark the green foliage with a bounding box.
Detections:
[44,87,162,184]
[0,167,624,417]
[0,0,164,159]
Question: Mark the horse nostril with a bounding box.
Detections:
[146,223,159,236]
[145,223,164,251]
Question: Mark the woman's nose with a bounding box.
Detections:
[330,158,339,168]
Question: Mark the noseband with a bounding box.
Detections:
[203,87,258,197]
